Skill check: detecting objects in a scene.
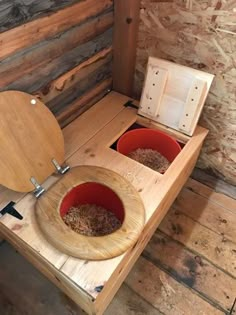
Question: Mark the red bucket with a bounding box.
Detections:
[117,128,181,163]
[60,182,125,222]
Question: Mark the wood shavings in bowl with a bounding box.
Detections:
[128,148,170,173]
[62,204,122,236]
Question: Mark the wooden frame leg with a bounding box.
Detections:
[112,0,141,96]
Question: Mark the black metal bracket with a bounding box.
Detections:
[0,201,23,220]
[124,100,139,110]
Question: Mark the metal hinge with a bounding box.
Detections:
[30,160,70,199]
[124,100,139,110]
[0,201,23,220]
[30,177,45,198]
[52,159,70,175]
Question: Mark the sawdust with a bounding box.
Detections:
[62,204,122,236]
[128,148,170,173]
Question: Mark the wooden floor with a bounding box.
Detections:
[0,177,235,315]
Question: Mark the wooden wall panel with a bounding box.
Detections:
[3,28,113,93]
[0,0,79,32]
[135,0,236,185]
[0,0,114,128]
[0,12,113,89]
[0,0,112,60]
[48,51,112,115]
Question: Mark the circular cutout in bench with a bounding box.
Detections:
[60,182,124,236]
[35,166,145,260]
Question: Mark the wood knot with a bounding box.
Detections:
[94,285,104,293]
[126,17,132,24]
[11,224,22,231]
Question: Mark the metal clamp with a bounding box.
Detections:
[30,177,45,198]
[52,159,70,175]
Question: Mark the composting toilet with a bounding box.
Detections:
[0,91,145,260]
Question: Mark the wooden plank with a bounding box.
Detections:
[6,28,113,94]
[0,242,83,315]
[63,92,131,158]
[0,0,113,60]
[0,242,162,315]
[139,66,168,117]
[178,79,207,134]
[0,0,78,32]
[132,92,191,145]
[0,295,21,315]
[0,12,113,89]
[113,0,141,96]
[106,283,164,315]
[174,186,236,242]
[159,207,236,277]
[143,231,236,313]
[186,178,236,213]
[191,168,236,201]
[0,224,94,315]
[47,51,112,115]
[137,115,190,144]
[58,78,112,128]
[126,256,224,315]
[37,47,112,104]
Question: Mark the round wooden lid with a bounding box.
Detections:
[0,91,65,192]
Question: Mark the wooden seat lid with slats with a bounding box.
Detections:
[0,91,65,192]
[138,57,215,136]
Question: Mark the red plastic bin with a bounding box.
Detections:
[117,128,181,163]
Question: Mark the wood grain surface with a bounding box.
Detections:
[0,92,209,314]
[0,0,79,32]
[0,0,112,60]
[0,12,113,90]
[47,49,112,116]
[1,160,235,315]
[113,0,141,96]
[0,91,64,192]
[4,28,113,94]
[0,0,113,129]
[36,166,145,260]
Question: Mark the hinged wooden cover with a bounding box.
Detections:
[0,91,65,192]
[138,57,214,136]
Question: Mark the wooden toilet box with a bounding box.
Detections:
[0,90,145,261]
[0,57,214,314]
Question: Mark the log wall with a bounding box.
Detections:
[135,0,236,185]
[0,0,113,127]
